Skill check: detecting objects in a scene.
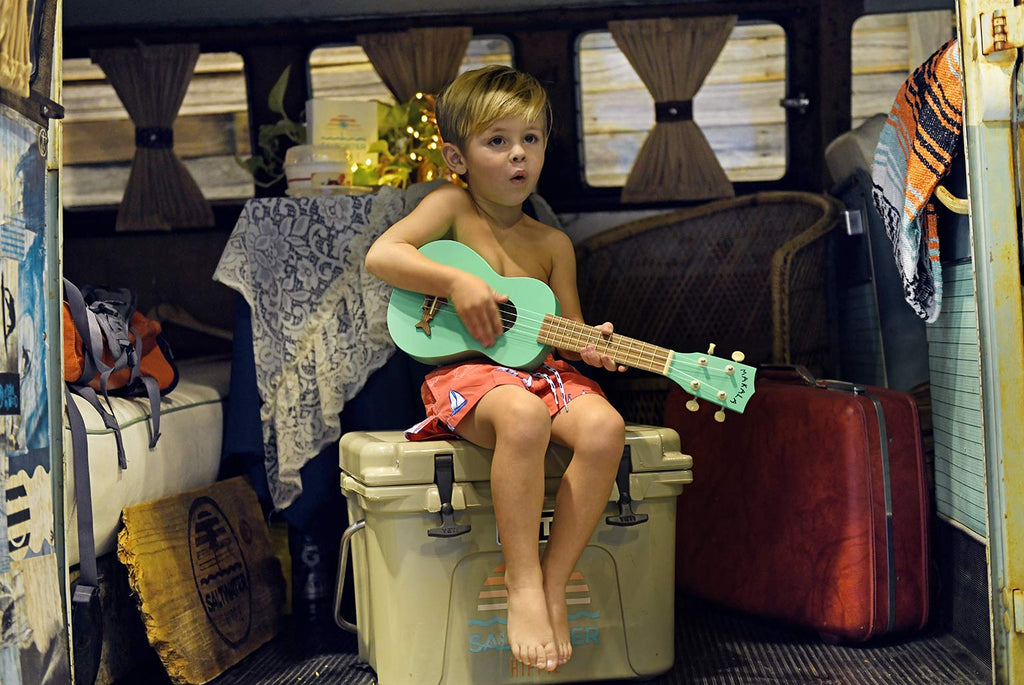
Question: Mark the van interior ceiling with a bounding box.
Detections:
[43,0,1008,684]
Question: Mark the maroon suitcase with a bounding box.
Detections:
[665,366,929,642]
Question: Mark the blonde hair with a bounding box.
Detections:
[435,65,551,148]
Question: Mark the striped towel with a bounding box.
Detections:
[872,38,962,323]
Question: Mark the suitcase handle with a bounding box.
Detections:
[757,364,817,385]
[758,365,870,394]
[334,519,365,634]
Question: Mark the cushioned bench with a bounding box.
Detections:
[64,356,230,566]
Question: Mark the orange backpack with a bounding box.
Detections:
[63,297,177,395]
[63,280,178,467]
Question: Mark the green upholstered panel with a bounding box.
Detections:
[926,261,986,539]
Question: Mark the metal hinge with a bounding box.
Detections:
[981,5,1024,55]
[842,208,865,236]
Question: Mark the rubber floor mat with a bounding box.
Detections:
[201,598,989,685]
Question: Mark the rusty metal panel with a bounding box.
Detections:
[958,0,1024,682]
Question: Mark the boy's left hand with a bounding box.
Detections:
[580,322,627,373]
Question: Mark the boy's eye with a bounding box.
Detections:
[488,136,505,146]
[525,133,540,144]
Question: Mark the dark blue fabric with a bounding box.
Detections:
[221,294,430,531]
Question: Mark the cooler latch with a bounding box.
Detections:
[428,453,471,538]
[606,446,649,527]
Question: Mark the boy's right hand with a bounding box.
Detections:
[449,273,508,348]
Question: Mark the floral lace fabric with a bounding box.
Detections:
[214,186,419,510]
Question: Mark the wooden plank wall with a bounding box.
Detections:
[62,53,253,206]
[61,11,953,208]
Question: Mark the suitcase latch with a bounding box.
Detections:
[606,446,649,527]
[428,453,471,538]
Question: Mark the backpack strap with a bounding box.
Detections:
[65,384,98,588]
[138,372,162,448]
[65,384,103,685]
[70,384,128,470]
[90,303,137,397]
[63,279,128,468]
[63,279,103,384]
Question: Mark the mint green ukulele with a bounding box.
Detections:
[387,240,755,418]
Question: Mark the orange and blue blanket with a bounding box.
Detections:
[872,38,962,323]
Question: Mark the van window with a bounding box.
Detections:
[309,36,514,103]
[577,22,787,188]
[62,51,253,208]
[851,10,956,127]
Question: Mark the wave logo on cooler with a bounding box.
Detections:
[467,563,601,657]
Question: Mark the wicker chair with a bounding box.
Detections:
[575,191,843,424]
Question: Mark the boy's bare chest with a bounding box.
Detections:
[472,240,547,281]
[457,226,550,282]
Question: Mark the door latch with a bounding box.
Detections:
[980,6,1024,55]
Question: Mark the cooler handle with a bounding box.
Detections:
[334,519,365,634]
[606,446,649,527]
[428,453,472,537]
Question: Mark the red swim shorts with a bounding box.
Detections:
[405,355,606,440]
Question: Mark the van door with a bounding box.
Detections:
[0,0,69,683]
[958,0,1024,682]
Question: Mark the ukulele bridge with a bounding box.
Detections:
[416,296,446,336]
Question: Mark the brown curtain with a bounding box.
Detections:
[609,16,737,203]
[0,0,32,97]
[357,27,473,102]
[92,44,214,231]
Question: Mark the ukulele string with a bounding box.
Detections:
[425,299,734,395]
[428,300,672,370]
[430,298,729,374]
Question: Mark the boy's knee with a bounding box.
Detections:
[579,407,626,454]
[496,392,551,441]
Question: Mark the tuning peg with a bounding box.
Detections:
[697,356,708,366]
[714,409,726,423]
[707,343,717,355]
[731,350,746,362]
[716,390,727,402]
[690,379,701,391]
[724,364,735,375]
[686,398,699,412]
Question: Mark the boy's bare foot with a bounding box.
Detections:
[545,586,572,665]
[506,585,559,672]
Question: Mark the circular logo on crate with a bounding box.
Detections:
[188,496,252,648]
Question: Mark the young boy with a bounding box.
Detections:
[364,65,625,673]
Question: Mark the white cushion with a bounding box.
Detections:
[64,357,231,566]
[825,113,888,184]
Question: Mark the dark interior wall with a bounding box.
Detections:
[62,228,236,360]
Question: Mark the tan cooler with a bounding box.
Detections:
[335,425,691,685]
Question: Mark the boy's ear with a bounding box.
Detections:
[441,142,468,175]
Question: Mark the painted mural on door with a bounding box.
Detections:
[0,105,70,685]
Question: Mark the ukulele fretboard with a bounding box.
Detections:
[537,314,673,375]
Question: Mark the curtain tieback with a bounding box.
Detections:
[654,100,693,123]
[135,127,174,149]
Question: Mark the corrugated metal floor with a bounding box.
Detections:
[197,597,990,685]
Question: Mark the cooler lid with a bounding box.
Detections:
[338,425,690,488]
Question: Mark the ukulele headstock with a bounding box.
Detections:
[667,344,755,419]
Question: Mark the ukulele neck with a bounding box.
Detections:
[536,314,673,375]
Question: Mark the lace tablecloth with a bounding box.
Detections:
[214,185,427,510]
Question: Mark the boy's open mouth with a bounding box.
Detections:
[511,171,526,182]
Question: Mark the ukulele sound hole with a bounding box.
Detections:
[501,302,517,332]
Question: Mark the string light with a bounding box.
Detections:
[346,91,463,189]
